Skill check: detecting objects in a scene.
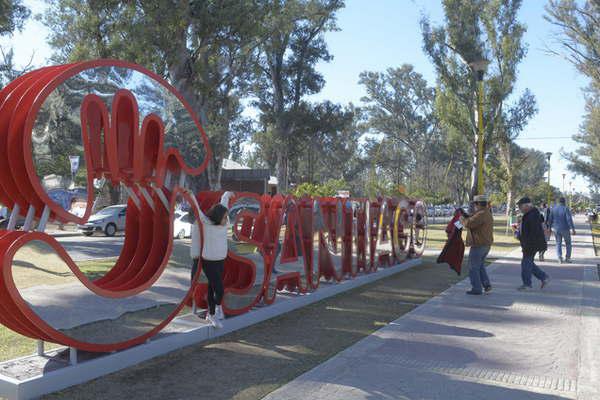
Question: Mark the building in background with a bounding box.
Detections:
[221,159,278,195]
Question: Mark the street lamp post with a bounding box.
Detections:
[469,59,489,195]
[569,180,573,208]
[546,152,552,206]
[562,173,566,194]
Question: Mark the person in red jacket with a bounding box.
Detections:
[437,209,465,275]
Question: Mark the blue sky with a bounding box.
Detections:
[4,0,591,194]
[310,0,590,194]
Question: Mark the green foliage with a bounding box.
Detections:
[0,0,30,86]
[409,187,451,205]
[564,89,600,185]
[252,0,345,192]
[518,181,561,206]
[546,1,600,189]
[32,0,544,205]
[42,0,264,190]
[0,0,28,35]
[293,101,363,185]
[546,0,600,88]
[421,0,536,199]
[359,64,444,198]
[364,174,396,198]
[291,178,348,197]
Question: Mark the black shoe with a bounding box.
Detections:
[484,285,492,293]
[466,290,483,295]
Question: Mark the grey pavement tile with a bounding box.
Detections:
[263,217,596,400]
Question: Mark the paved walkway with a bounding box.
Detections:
[263,216,600,400]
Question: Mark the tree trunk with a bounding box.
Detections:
[207,157,222,191]
[108,182,120,205]
[276,151,288,193]
[505,188,513,234]
[502,141,514,234]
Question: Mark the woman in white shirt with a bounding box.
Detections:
[190,191,234,328]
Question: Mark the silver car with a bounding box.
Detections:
[78,205,127,237]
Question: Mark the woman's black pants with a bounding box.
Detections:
[191,258,224,315]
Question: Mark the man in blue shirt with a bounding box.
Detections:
[547,197,576,263]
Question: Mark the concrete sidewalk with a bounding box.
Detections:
[263,216,600,400]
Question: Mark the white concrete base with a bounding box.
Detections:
[0,258,421,400]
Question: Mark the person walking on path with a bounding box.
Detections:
[190,191,235,328]
[539,203,550,261]
[516,197,550,290]
[547,197,576,263]
[460,194,494,295]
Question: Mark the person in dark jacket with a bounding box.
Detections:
[516,197,550,290]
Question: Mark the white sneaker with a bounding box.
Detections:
[215,305,225,320]
[517,285,533,291]
[558,257,563,264]
[206,313,223,328]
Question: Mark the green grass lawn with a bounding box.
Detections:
[0,258,123,362]
[427,214,519,255]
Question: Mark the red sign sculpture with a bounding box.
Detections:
[0,60,427,353]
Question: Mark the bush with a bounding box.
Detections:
[291,179,349,197]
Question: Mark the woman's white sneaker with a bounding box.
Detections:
[215,305,225,320]
[206,313,223,328]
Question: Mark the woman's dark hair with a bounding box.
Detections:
[206,203,228,225]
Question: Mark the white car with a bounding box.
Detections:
[78,205,127,237]
[173,211,193,239]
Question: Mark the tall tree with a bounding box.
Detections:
[565,90,600,184]
[292,101,361,185]
[253,0,344,192]
[546,0,600,186]
[495,90,537,219]
[251,100,363,189]
[421,0,535,200]
[488,141,545,231]
[359,65,444,196]
[0,0,30,87]
[546,0,600,88]
[43,0,263,192]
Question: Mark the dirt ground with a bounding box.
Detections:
[44,256,465,400]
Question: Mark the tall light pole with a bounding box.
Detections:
[546,152,552,206]
[562,173,566,194]
[469,59,489,195]
[569,180,573,208]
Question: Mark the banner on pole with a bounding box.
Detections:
[69,155,80,176]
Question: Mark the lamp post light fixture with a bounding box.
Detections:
[469,58,489,195]
[569,180,573,208]
[546,152,552,205]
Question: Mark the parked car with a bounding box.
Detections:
[173,211,193,239]
[229,202,261,223]
[0,215,28,230]
[78,205,127,236]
